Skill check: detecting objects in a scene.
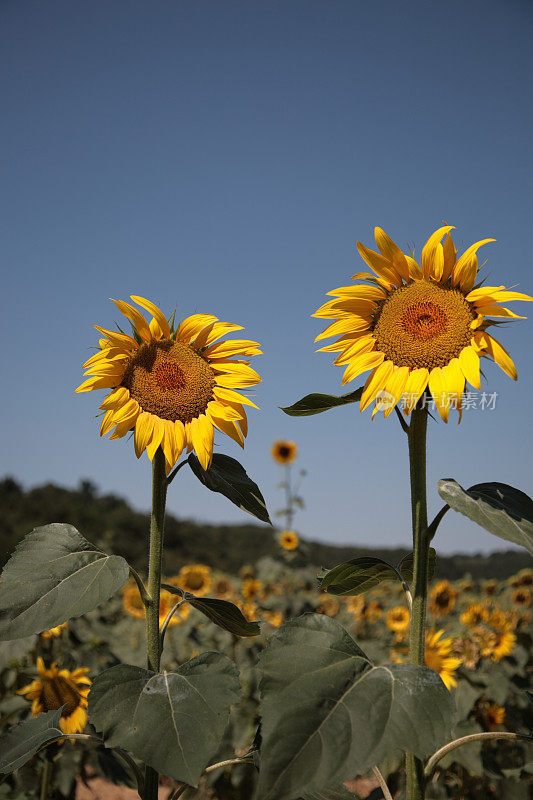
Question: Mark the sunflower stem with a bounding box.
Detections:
[39,757,53,800]
[406,406,429,800]
[143,447,168,800]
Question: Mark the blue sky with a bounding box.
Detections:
[2,0,532,555]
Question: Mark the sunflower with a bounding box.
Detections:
[317,593,340,617]
[271,440,298,464]
[428,580,458,617]
[40,621,68,640]
[122,580,190,627]
[262,610,284,628]
[364,600,383,623]
[460,604,490,626]
[76,296,262,472]
[345,595,365,619]
[212,574,236,600]
[314,226,531,420]
[17,658,91,735]
[404,629,462,690]
[242,578,264,601]
[386,606,410,633]
[279,530,299,550]
[472,624,516,662]
[477,700,505,731]
[452,637,481,670]
[482,579,499,596]
[172,564,212,597]
[510,568,533,588]
[511,588,531,608]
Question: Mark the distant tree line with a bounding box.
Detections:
[0,477,529,580]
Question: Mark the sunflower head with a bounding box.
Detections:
[460,603,489,627]
[511,587,531,608]
[271,439,298,464]
[364,600,383,623]
[279,530,299,551]
[510,568,533,588]
[241,578,264,600]
[317,593,340,617]
[477,700,506,731]
[173,565,212,597]
[122,579,190,627]
[424,629,462,690]
[386,605,410,632]
[77,296,262,473]
[429,580,458,617]
[314,225,532,421]
[17,658,91,734]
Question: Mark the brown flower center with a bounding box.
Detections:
[373,280,476,369]
[42,676,81,716]
[122,340,215,423]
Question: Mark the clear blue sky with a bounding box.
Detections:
[2,0,532,555]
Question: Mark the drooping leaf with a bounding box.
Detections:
[280,389,363,417]
[89,653,241,785]
[437,480,533,555]
[319,557,400,596]
[257,614,454,800]
[188,596,260,637]
[398,548,437,583]
[0,708,63,773]
[0,525,130,640]
[188,453,271,524]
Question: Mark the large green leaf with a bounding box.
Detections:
[281,389,363,417]
[88,653,241,785]
[319,557,400,596]
[257,614,454,800]
[0,708,63,773]
[0,525,130,640]
[302,785,360,800]
[398,549,437,583]
[188,453,271,524]
[437,480,533,555]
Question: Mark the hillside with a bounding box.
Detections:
[0,477,529,579]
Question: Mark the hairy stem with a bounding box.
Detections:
[372,766,393,800]
[424,731,533,776]
[39,757,53,800]
[406,407,429,800]
[144,447,168,800]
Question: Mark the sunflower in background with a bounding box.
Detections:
[386,605,410,633]
[477,700,506,731]
[279,530,299,551]
[271,440,298,464]
[77,296,262,472]
[460,604,489,626]
[393,629,461,690]
[314,225,531,420]
[40,621,68,640]
[122,580,190,627]
[173,564,212,597]
[428,580,458,617]
[17,658,91,734]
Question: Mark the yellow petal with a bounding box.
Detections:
[314,316,372,342]
[441,230,457,281]
[130,296,171,339]
[428,367,451,423]
[481,334,517,380]
[192,321,244,350]
[356,241,401,285]
[100,387,130,410]
[459,346,481,389]
[75,375,121,393]
[206,400,242,420]
[215,372,262,389]
[111,299,152,344]
[405,256,423,280]
[382,366,409,418]
[360,361,394,411]
[313,296,380,319]
[94,326,139,350]
[334,335,376,365]
[203,339,262,358]
[111,398,140,424]
[175,314,218,344]
[342,351,385,385]
[213,386,258,408]
[146,419,165,460]
[134,412,155,458]
[442,358,465,419]
[421,225,455,280]
[100,410,116,437]
[402,368,429,415]
[326,285,386,300]
[452,239,495,288]
[472,304,526,319]
[374,228,410,281]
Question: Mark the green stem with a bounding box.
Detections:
[144,447,168,800]
[424,731,533,777]
[406,407,429,800]
[39,757,53,800]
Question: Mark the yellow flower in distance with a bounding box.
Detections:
[271,439,298,464]
[386,605,410,633]
[279,530,299,550]
[394,629,461,690]
[17,658,91,735]
[477,700,505,731]
[460,604,489,626]
[40,621,68,639]
[314,226,532,421]
[122,580,190,627]
[77,296,262,472]
[173,564,212,597]
[429,580,458,617]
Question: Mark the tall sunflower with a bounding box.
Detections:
[314,226,532,420]
[76,296,262,471]
[17,658,91,735]
[393,629,461,690]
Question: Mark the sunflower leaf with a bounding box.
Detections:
[319,556,401,596]
[0,708,64,773]
[302,784,361,800]
[88,654,241,785]
[188,453,271,524]
[0,524,130,640]
[280,388,363,416]
[398,548,437,583]
[257,614,454,800]
[437,479,533,555]
[187,596,260,637]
